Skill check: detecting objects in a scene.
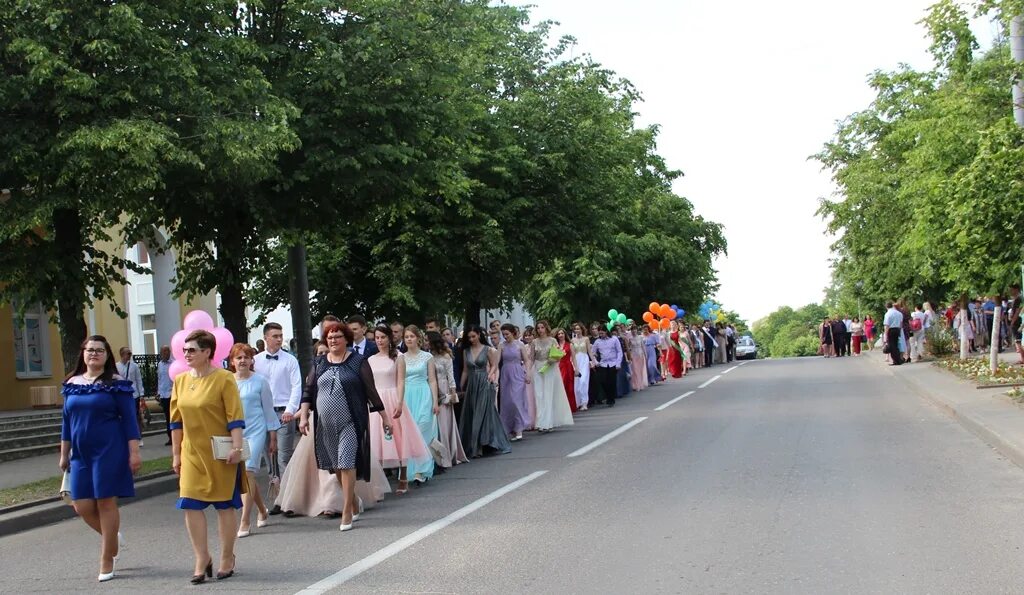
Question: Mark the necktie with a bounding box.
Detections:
[266,354,279,360]
[355,345,361,354]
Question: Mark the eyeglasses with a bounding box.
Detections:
[84,348,106,355]
[326,335,345,342]
[182,347,202,355]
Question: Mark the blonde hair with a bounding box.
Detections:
[404,324,427,349]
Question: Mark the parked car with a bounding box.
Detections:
[735,336,757,360]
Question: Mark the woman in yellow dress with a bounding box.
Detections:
[170,330,248,584]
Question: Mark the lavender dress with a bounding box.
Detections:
[644,335,662,384]
[498,342,530,435]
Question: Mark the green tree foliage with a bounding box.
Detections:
[817,1,1024,311]
[752,304,828,358]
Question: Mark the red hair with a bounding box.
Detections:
[227,343,256,372]
[321,321,354,344]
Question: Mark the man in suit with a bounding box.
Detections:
[390,320,407,353]
[347,314,378,357]
[425,317,441,334]
[116,347,146,446]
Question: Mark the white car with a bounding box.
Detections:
[735,336,758,360]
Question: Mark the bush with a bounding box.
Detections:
[925,325,956,358]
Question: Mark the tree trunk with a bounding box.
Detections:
[464,298,481,329]
[52,208,87,374]
[991,297,1003,374]
[219,282,248,346]
[288,242,314,381]
[959,294,970,360]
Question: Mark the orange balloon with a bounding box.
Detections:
[659,318,671,330]
[642,312,654,323]
[659,304,673,318]
[648,302,660,315]
[666,309,677,320]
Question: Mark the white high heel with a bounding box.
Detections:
[236,529,251,538]
[339,522,353,532]
[256,514,269,528]
[97,571,115,582]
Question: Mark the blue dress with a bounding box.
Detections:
[61,380,141,500]
[237,374,281,473]
[644,335,662,384]
[404,351,437,480]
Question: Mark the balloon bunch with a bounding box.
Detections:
[698,300,721,322]
[606,309,631,331]
[168,310,235,380]
[642,302,680,330]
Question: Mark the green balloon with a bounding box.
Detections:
[608,309,619,321]
[606,321,615,331]
[616,313,627,323]
[627,319,634,325]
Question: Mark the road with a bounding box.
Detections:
[5,356,1024,593]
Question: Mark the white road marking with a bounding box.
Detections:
[721,365,739,375]
[566,417,648,458]
[295,470,548,593]
[698,375,722,389]
[655,391,695,411]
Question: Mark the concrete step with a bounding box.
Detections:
[0,414,64,431]
[0,428,169,463]
[0,418,168,440]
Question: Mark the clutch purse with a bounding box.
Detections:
[210,436,250,461]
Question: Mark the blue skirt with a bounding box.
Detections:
[176,466,243,510]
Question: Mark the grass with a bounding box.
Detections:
[0,456,172,509]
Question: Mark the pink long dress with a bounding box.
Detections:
[629,333,648,391]
[367,353,431,469]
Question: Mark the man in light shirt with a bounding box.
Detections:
[116,346,146,446]
[254,321,302,515]
[591,326,623,407]
[883,301,904,366]
[156,345,173,446]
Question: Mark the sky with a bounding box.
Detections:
[516,0,999,323]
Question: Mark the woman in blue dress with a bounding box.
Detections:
[60,335,142,582]
[402,326,440,485]
[643,326,663,384]
[230,344,280,538]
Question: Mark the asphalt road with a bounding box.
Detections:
[6,356,1024,593]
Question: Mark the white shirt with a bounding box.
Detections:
[253,348,302,414]
[352,337,370,355]
[116,360,144,398]
[883,307,903,329]
[156,359,173,398]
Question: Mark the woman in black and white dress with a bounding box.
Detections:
[298,322,389,532]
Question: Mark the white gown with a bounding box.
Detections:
[530,338,575,430]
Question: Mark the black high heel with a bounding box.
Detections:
[190,560,213,584]
[216,555,235,580]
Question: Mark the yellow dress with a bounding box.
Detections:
[169,368,249,508]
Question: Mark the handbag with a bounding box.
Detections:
[210,436,250,461]
[428,438,450,467]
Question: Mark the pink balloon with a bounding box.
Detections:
[211,327,235,367]
[168,359,189,380]
[171,329,190,359]
[183,310,215,331]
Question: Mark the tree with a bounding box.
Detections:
[752,304,828,358]
[0,1,232,369]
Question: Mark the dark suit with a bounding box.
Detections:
[350,338,378,358]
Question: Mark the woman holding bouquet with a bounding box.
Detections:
[527,321,574,432]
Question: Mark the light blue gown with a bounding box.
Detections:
[236,374,281,473]
[404,351,437,480]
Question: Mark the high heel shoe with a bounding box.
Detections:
[396,480,408,495]
[98,570,115,582]
[216,555,235,580]
[191,560,213,584]
[256,513,269,528]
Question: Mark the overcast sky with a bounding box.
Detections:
[517,0,999,323]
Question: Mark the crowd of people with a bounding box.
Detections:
[817,286,1024,367]
[58,314,741,583]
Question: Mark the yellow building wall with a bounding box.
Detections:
[0,305,66,411]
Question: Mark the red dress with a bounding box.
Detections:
[557,341,578,413]
[666,331,683,378]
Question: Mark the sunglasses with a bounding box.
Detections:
[182,347,205,355]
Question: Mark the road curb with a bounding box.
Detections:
[0,473,179,537]
[876,357,1024,471]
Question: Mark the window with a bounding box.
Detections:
[136,242,150,265]
[13,303,52,378]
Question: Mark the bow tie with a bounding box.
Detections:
[265,354,279,360]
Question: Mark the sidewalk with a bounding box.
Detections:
[870,351,1024,470]
[0,439,172,490]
